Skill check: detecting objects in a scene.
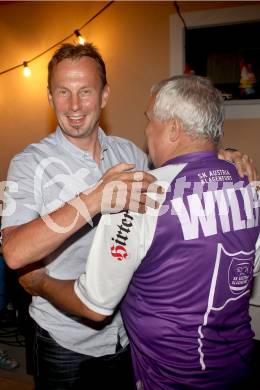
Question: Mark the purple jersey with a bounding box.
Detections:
[121,151,260,389]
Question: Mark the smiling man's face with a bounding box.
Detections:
[48,56,109,143]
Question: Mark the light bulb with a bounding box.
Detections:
[23,62,31,77]
[74,30,86,45]
[78,35,86,45]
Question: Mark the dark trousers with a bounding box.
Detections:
[33,323,135,390]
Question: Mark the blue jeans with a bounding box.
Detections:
[33,323,135,390]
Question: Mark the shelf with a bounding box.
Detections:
[170,4,260,120]
[224,99,260,119]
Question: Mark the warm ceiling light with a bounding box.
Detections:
[23,61,31,77]
[74,30,86,45]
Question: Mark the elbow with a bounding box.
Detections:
[2,229,20,269]
[2,243,23,270]
[4,255,21,270]
[2,228,33,270]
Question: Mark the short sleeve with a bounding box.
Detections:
[74,211,144,315]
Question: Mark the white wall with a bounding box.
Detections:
[250,271,260,340]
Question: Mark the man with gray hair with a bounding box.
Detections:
[20,75,260,389]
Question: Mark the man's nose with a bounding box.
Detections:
[70,94,81,111]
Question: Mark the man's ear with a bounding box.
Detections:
[169,118,181,143]
[101,84,110,109]
[47,87,54,109]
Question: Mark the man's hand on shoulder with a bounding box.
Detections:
[218,148,258,182]
[81,163,162,215]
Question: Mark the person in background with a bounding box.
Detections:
[19,75,259,390]
[2,41,257,389]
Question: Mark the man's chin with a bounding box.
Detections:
[67,129,83,137]
[62,127,94,139]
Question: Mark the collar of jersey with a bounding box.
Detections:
[162,151,217,167]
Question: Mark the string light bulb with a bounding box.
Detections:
[74,30,86,45]
[23,61,31,77]
[0,2,114,77]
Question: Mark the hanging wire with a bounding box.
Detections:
[173,1,187,29]
[173,1,194,74]
[0,1,114,76]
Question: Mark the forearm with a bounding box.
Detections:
[3,191,100,269]
[3,164,157,269]
[34,276,106,322]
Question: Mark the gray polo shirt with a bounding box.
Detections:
[2,127,148,356]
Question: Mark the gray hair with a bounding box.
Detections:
[151,75,224,145]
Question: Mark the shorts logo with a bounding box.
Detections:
[110,211,134,261]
